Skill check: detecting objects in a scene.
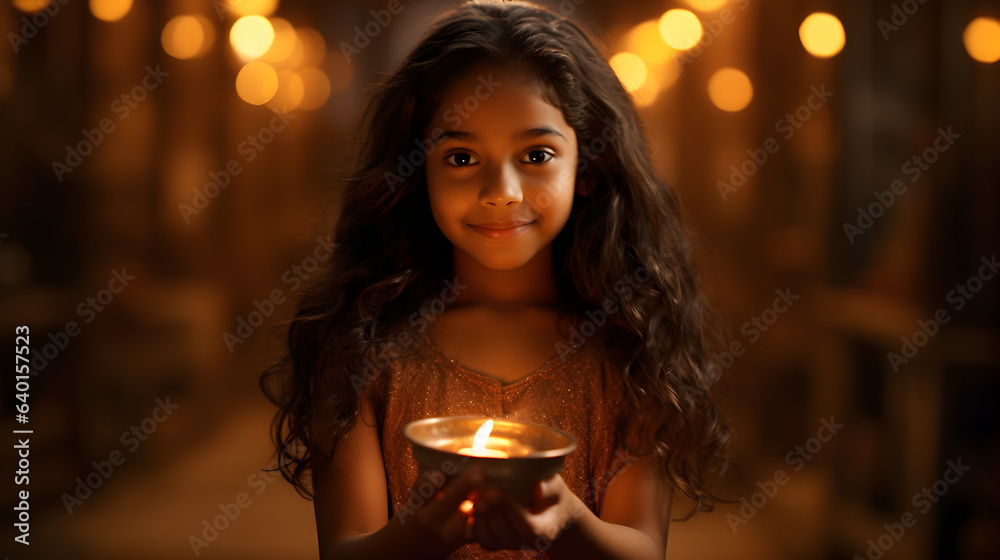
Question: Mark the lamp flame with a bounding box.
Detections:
[473,420,494,450]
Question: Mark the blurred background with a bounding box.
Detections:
[1,0,998,558]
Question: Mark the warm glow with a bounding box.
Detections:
[708,68,753,112]
[799,12,845,58]
[224,0,279,17]
[473,420,494,449]
[230,15,275,59]
[609,52,648,93]
[297,27,328,67]
[458,420,510,458]
[12,0,51,12]
[297,66,331,111]
[261,18,299,65]
[162,16,214,60]
[685,0,727,11]
[659,9,703,51]
[459,499,474,515]
[267,70,305,113]
[89,0,132,21]
[963,17,1000,63]
[236,61,279,105]
[624,20,675,67]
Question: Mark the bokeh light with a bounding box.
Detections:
[89,0,132,22]
[963,17,1000,63]
[162,16,215,60]
[296,27,327,68]
[609,52,648,93]
[297,67,331,111]
[624,20,675,67]
[708,68,753,112]
[236,61,279,105]
[267,69,305,113]
[230,15,275,59]
[799,12,846,58]
[261,18,299,65]
[659,9,704,51]
[224,0,279,17]
[12,0,51,13]
[685,0,727,11]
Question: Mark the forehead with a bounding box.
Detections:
[428,63,570,132]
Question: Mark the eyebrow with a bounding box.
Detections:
[432,127,568,144]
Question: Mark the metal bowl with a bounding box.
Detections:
[403,416,578,505]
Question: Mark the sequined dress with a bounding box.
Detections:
[377,329,634,559]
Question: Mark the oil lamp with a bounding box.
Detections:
[403,416,577,504]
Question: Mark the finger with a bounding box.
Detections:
[528,476,560,511]
[494,496,538,545]
[472,492,503,551]
[424,467,486,520]
[486,492,535,548]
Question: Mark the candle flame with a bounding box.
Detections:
[472,420,494,450]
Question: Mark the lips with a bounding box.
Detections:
[467,219,536,239]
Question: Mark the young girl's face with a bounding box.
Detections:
[424,63,579,272]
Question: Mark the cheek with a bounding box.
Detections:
[527,168,576,218]
[427,177,468,232]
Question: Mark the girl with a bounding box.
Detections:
[262,1,731,558]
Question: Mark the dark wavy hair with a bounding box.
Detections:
[261,0,731,519]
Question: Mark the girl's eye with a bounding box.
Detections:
[521,150,555,164]
[445,152,479,167]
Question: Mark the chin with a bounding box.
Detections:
[461,246,539,272]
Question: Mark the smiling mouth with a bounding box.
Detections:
[466,220,537,239]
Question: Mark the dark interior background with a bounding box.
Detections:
[1,0,998,558]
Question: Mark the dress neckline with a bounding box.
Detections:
[424,334,576,388]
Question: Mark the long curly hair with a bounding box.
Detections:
[261,0,731,519]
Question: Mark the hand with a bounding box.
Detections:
[469,474,584,553]
[408,467,485,551]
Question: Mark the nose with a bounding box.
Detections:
[479,162,522,207]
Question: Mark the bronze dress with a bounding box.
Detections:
[378,330,635,559]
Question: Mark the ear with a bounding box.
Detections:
[575,175,595,196]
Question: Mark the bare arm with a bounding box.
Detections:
[545,454,671,560]
[313,392,482,559]
[467,452,671,558]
